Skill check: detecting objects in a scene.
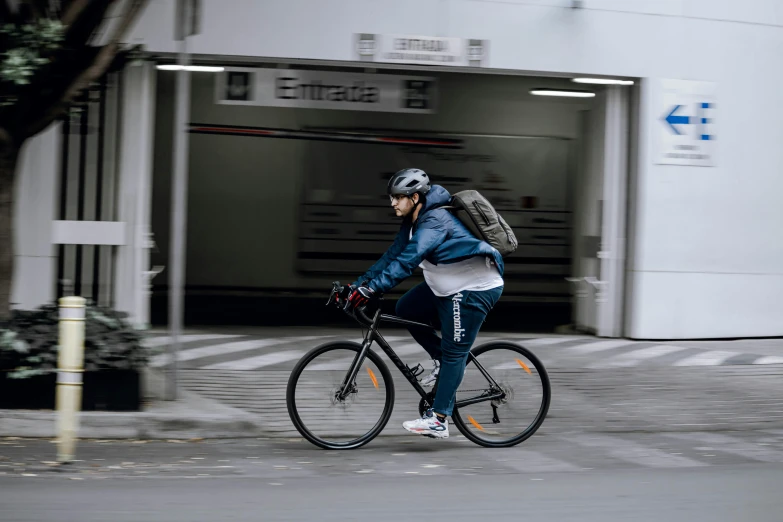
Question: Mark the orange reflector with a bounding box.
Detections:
[516,359,532,374]
[467,415,486,432]
[367,367,379,389]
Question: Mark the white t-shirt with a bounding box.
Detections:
[410,229,504,297]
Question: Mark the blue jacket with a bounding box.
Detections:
[353,185,505,295]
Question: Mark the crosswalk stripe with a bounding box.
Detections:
[752,356,783,365]
[561,434,707,468]
[598,345,690,368]
[520,337,580,346]
[499,451,582,473]
[203,351,308,370]
[568,339,632,353]
[673,350,738,366]
[665,432,783,463]
[142,333,243,349]
[306,343,422,371]
[149,336,326,367]
[303,337,501,371]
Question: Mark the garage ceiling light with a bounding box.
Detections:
[572,78,634,85]
[156,65,225,72]
[530,89,596,98]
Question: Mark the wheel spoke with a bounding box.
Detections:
[452,342,550,448]
[287,342,394,450]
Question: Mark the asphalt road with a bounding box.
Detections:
[0,465,780,521]
[1,433,783,521]
[4,330,783,521]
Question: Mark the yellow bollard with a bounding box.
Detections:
[56,296,86,463]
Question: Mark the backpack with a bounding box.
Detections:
[445,190,518,257]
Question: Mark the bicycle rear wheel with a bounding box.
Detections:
[286,341,395,450]
[452,342,550,448]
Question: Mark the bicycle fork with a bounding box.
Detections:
[336,333,375,401]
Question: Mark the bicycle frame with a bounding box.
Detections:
[338,307,506,409]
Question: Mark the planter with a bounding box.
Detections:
[0,370,141,411]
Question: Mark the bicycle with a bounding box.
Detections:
[286,282,551,450]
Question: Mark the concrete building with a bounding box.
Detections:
[12,0,783,339]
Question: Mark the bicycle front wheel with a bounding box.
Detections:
[452,342,551,448]
[286,341,395,450]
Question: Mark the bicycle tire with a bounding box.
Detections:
[286,341,395,450]
[451,341,551,448]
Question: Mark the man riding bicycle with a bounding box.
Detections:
[343,168,504,439]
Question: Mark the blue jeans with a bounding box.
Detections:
[395,282,503,417]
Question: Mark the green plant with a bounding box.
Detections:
[0,301,150,379]
[0,19,64,104]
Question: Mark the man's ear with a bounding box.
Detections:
[412,193,420,205]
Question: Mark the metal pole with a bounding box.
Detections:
[56,296,86,462]
[167,1,192,400]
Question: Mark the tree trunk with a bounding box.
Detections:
[0,142,19,322]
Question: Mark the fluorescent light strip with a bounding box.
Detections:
[572,78,634,85]
[156,65,225,72]
[530,89,596,98]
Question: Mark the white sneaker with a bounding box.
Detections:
[420,360,440,387]
[402,409,449,439]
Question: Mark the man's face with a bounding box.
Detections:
[390,193,419,218]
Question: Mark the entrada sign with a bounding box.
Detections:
[215,67,437,114]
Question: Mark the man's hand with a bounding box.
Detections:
[336,284,353,305]
[345,285,376,312]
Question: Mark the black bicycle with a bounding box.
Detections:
[286,282,551,450]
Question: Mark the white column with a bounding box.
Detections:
[114,61,157,327]
[571,93,606,334]
[597,85,630,338]
[11,124,62,310]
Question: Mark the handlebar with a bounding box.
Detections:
[327,281,377,326]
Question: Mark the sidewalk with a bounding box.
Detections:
[0,370,268,440]
[2,329,782,440]
[3,363,783,440]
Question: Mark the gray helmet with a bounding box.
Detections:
[387,168,431,197]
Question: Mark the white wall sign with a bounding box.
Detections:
[215,67,437,114]
[654,79,717,167]
[355,33,488,67]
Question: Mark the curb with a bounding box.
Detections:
[0,410,268,440]
[0,381,271,439]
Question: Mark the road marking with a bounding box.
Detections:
[561,434,707,468]
[598,345,689,368]
[142,333,244,349]
[752,356,783,365]
[665,433,783,463]
[500,451,582,473]
[203,351,308,370]
[150,336,325,367]
[520,337,581,347]
[673,350,738,366]
[306,343,424,370]
[568,340,632,354]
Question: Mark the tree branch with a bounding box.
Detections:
[61,0,90,26]
[21,0,148,139]
[62,0,116,49]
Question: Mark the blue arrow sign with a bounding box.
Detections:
[664,105,690,135]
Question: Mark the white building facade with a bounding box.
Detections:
[12,0,783,340]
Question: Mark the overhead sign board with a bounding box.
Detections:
[654,79,717,167]
[215,67,437,114]
[355,33,488,67]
